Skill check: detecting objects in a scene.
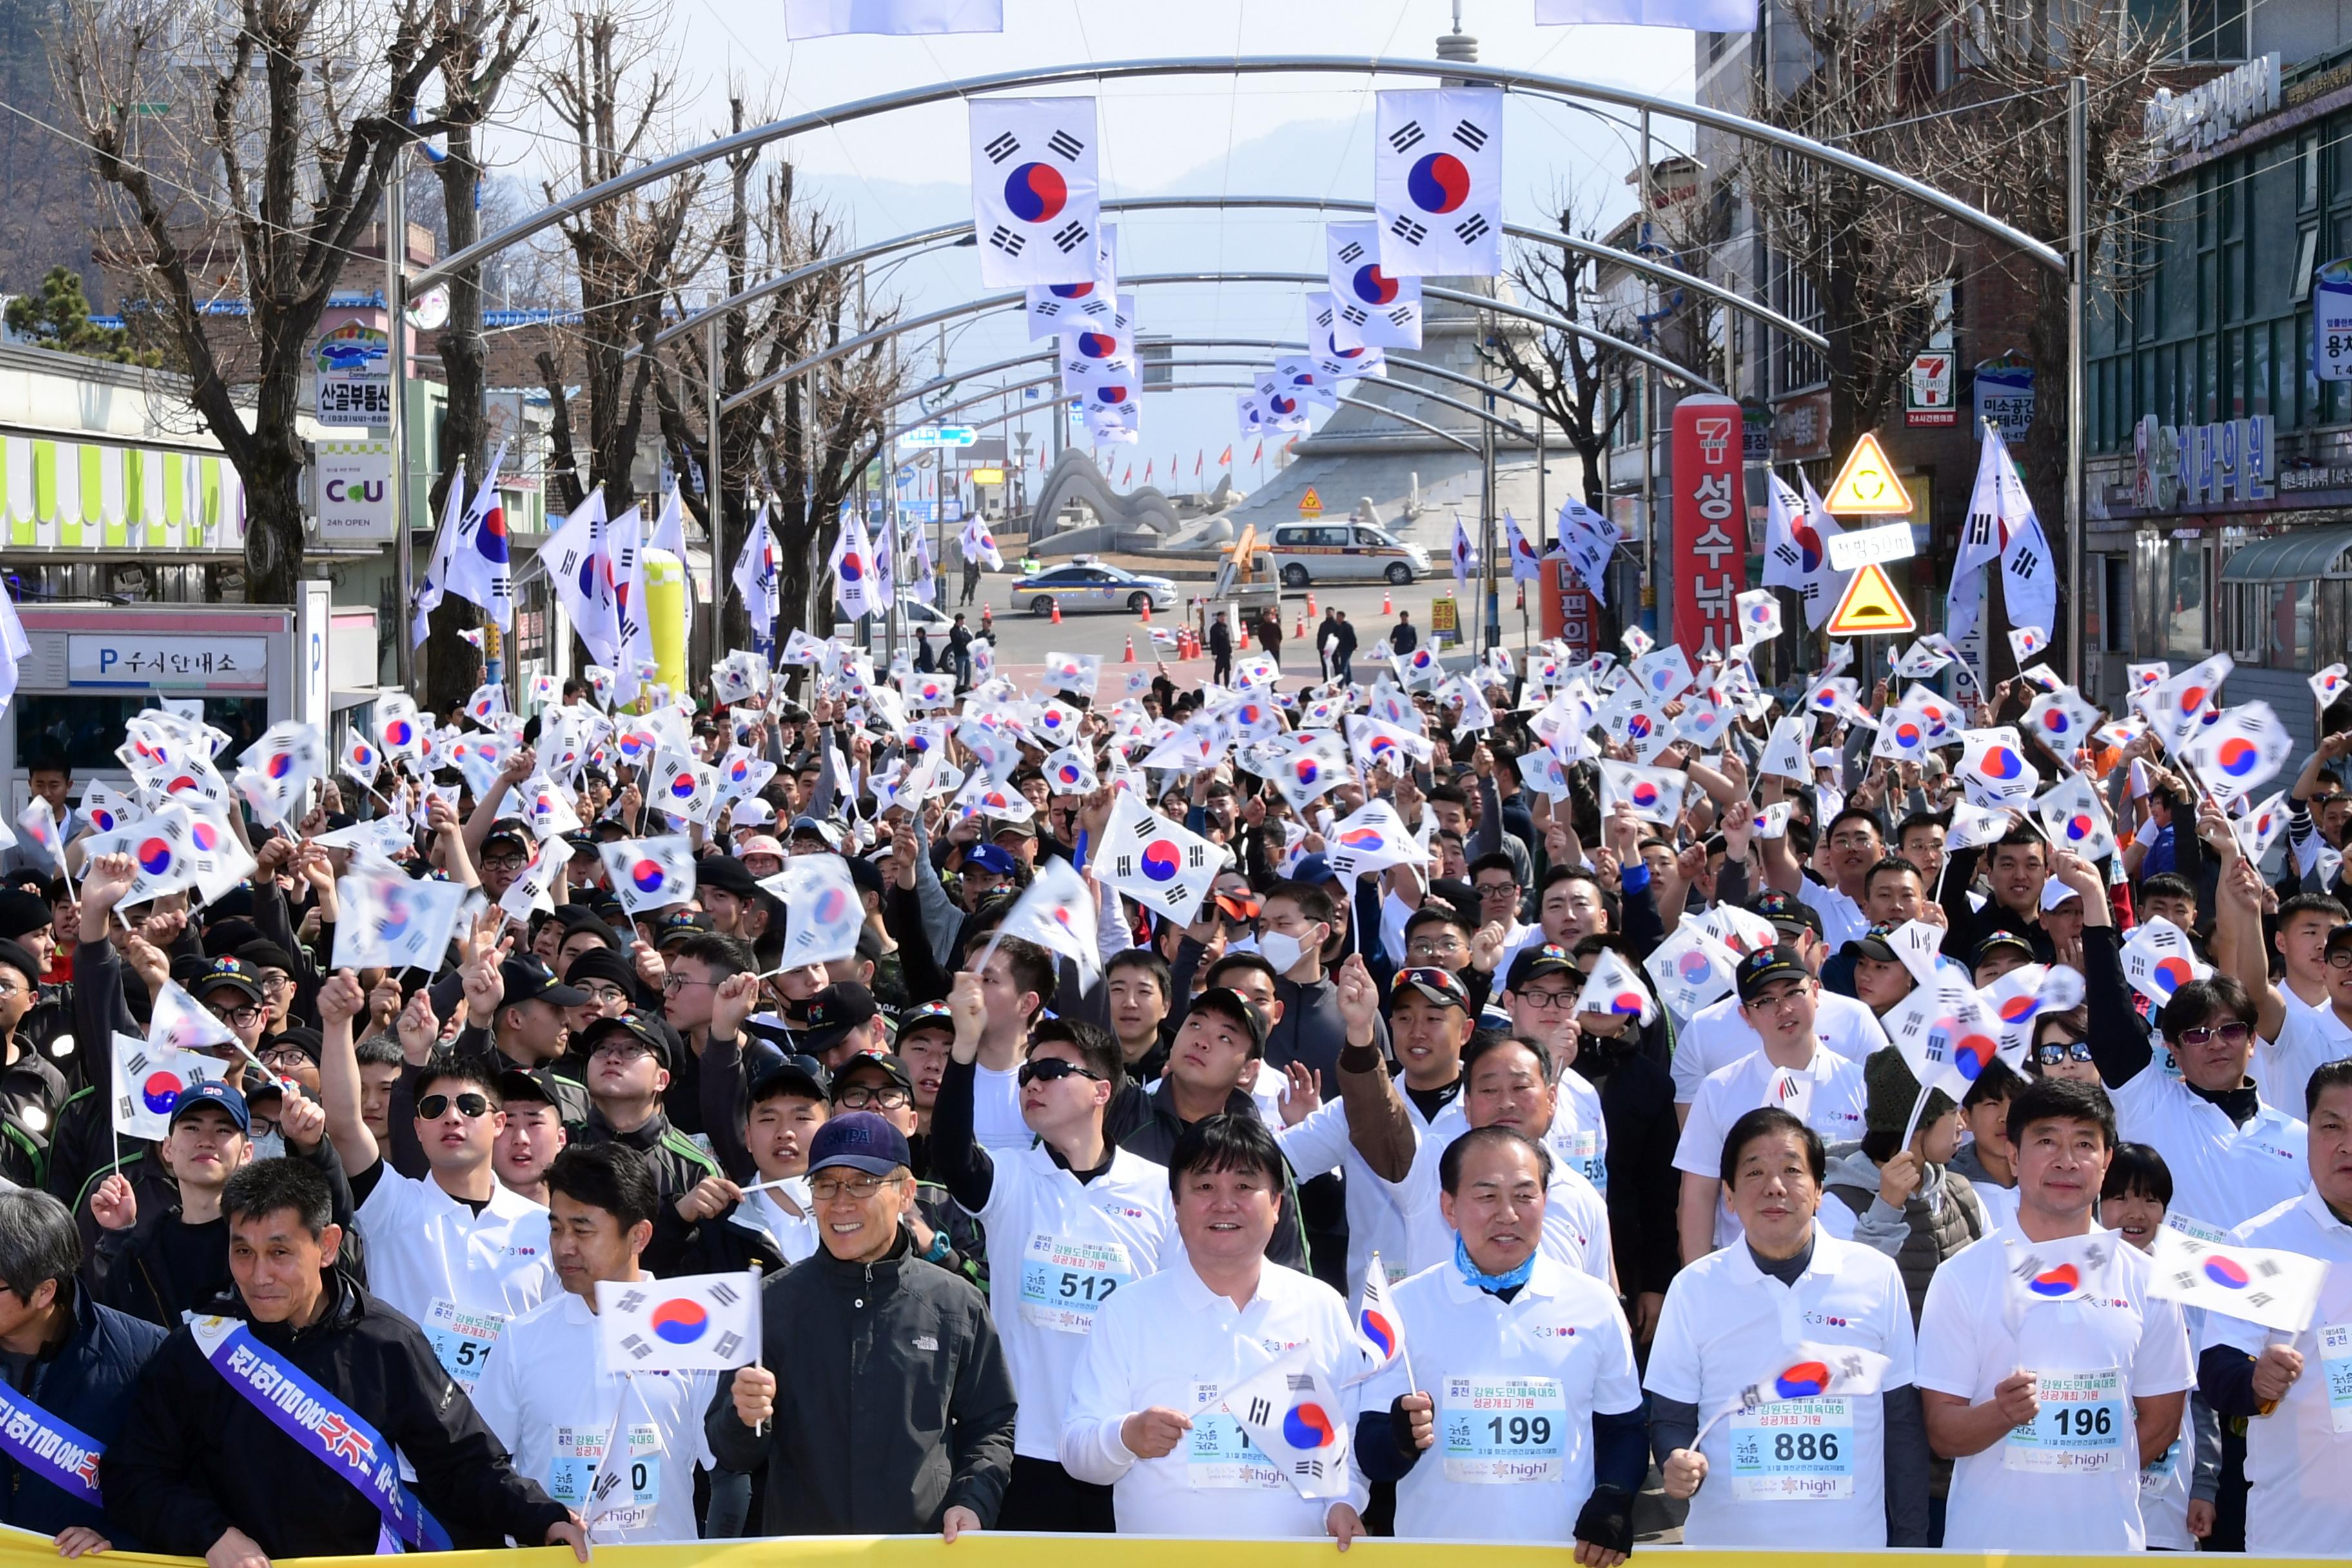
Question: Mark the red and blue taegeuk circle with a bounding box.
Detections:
[1406,152,1473,214]
[1351,264,1399,304]
[1282,1402,1338,1449]
[136,839,173,877]
[1360,1310,1396,1358]
[650,1298,709,1344]
[1774,1360,1832,1398]
[1003,162,1068,224]
[141,1072,183,1115]
[2202,1256,2250,1288]
[1140,839,1181,882]
[632,860,669,895]
[2028,1263,2081,1297]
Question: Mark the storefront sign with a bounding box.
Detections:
[314,324,390,424]
[1905,353,1955,426]
[2313,258,2352,381]
[314,441,393,542]
[2143,53,2280,154]
[1541,560,1599,663]
[1974,356,2035,442]
[2132,415,2275,509]
[68,634,270,689]
[1671,395,1747,660]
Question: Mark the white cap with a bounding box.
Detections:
[729,799,775,827]
[1810,747,1839,769]
[2041,875,2084,912]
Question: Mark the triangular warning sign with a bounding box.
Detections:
[1824,562,1917,636]
[1821,432,1914,515]
[1299,487,1324,515]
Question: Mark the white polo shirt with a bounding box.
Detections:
[1673,1048,1870,1250]
[975,1142,1177,1460]
[2110,1065,2308,1233]
[1547,1072,1609,1193]
[1387,1100,1613,1285]
[469,1288,717,1544]
[1061,1257,1369,1535]
[1674,990,1889,1104]
[2261,993,2352,1117]
[355,1166,555,1389]
[2204,1188,2352,1556]
[1797,879,1868,952]
[1642,1226,1916,1547]
[1277,1091,1438,1300]
[1364,1255,1641,1542]
[1914,1224,2193,1553]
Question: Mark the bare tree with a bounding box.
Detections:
[420,0,535,716]
[57,0,468,605]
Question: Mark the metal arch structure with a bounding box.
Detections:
[416,55,2063,292]
[646,193,1827,355]
[895,378,1481,455]
[721,270,1720,417]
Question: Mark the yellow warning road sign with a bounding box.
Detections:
[1298,487,1324,516]
[1824,562,1918,636]
[1821,432,1914,515]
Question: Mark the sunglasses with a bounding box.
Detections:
[1392,967,1464,998]
[1018,1057,1105,1088]
[2034,1041,2095,1065]
[2173,1021,2252,1050]
[416,1092,492,1121]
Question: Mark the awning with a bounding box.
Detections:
[0,436,244,553]
[2219,525,2352,583]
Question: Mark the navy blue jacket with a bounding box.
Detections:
[0,1288,166,1544]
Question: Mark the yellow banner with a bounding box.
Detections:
[2,1531,2315,1568]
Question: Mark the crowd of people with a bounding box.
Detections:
[0,623,2341,1562]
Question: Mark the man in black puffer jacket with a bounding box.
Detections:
[103,1159,587,1562]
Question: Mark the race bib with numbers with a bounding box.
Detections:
[1550,1128,1606,1192]
[1440,1375,1568,1484]
[547,1422,660,1531]
[1017,1231,1134,1334]
[422,1300,506,1390]
[2004,1368,2128,1474]
[1728,1398,1855,1500]
[1186,1379,1284,1490]
[2320,1322,2352,1435]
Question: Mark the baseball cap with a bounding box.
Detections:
[1391,966,1472,1010]
[894,1000,956,1043]
[1505,943,1579,990]
[1747,890,1824,941]
[1848,923,1902,965]
[170,1079,250,1134]
[730,799,776,828]
[805,1110,912,1177]
[963,844,1020,879]
[577,1011,672,1067]
[788,815,843,851]
[482,819,532,854]
[1735,944,1812,1005]
[791,983,880,1055]
[500,956,589,1010]
[738,834,786,863]
[654,911,714,949]
[750,1054,830,1104]
[2041,876,2084,912]
[990,817,1038,841]
[1213,888,1262,923]
[697,856,762,897]
[1973,930,2036,968]
[1289,854,1341,888]
[828,1050,914,1103]
[1187,986,1268,1051]
[192,956,265,1004]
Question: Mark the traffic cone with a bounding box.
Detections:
[1382,589,1393,614]
[1306,592,1317,617]
[1239,621,1251,649]
[1139,600,1152,624]
[1295,610,1307,638]
[1123,635,1135,662]
[1050,600,1061,625]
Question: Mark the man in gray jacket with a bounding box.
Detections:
[708,1111,1016,1536]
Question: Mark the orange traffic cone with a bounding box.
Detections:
[1139,600,1152,623]
[1239,622,1251,649]
[1295,610,1307,639]
[1123,636,1136,662]
[1050,600,1061,625]
[1381,589,1393,614]
[1306,592,1317,617]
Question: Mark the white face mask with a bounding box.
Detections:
[1257,931,1304,974]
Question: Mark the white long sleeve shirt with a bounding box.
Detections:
[1061,1257,1370,1535]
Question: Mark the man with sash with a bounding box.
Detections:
[0,1189,164,1555]
[103,1159,587,1565]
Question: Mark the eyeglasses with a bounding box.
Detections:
[1018,1057,1105,1088]
[482,854,528,873]
[809,1173,896,1202]
[836,1084,914,1110]
[259,1046,312,1069]
[1514,988,1578,1010]
[2173,1021,2252,1050]
[0,984,25,1003]
[662,974,719,994]
[1474,881,1518,899]
[259,974,295,994]
[2328,951,2352,971]
[1829,832,1880,849]
[592,1039,657,1061]
[208,1004,262,1028]
[416,1092,492,1120]
[583,985,632,1006]
[2034,1041,2095,1065]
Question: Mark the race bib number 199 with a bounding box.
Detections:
[1440,1375,1568,1484]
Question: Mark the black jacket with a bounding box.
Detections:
[103,1271,568,1559]
[0,1288,166,1543]
[707,1231,1016,1533]
[573,1104,720,1200]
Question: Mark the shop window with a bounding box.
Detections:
[13,695,268,774]
[2161,538,2208,662]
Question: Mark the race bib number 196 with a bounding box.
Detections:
[2004,1368,2128,1474]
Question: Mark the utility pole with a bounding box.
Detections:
[2066,74,2088,690]
[705,291,724,667]
[387,175,413,693]
[1638,107,1658,640]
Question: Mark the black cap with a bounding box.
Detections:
[497,1068,557,1109]
[0,939,41,988]
[0,889,52,943]
[751,1054,830,1103]
[828,1049,913,1102]
[578,1011,672,1066]
[1735,944,1812,1005]
[562,946,640,999]
[696,856,761,897]
[1187,986,1268,1051]
[894,1000,956,1042]
[191,956,264,1004]
[1505,943,1579,990]
[236,938,298,976]
[1391,966,1472,1010]
[1973,930,2036,968]
[790,983,880,1055]
[654,911,713,948]
[267,1025,323,1064]
[1747,890,1825,940]
[1848,925,1902,965]
[482,817,531,851]
[499,956,589,1010]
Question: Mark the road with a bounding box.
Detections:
[916,573,1546,681]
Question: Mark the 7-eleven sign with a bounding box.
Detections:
[1906,354,1955,426]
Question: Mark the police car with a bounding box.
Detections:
[1008,558,1180,617]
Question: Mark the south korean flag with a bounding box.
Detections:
[969,97,1099,287]
[1306,294,1387,382]
[1270,356,1341,411]
[1325,221,1425,348]
[1057,294,1137,388]
[1252,372,1313,432]
[1025,225,1118,337]
[1373,88,1504,278]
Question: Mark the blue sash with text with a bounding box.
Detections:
[0,1380,103,1507]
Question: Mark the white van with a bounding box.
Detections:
[1266,522,1432,587]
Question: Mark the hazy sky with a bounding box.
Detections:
[490,0,1701,498]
